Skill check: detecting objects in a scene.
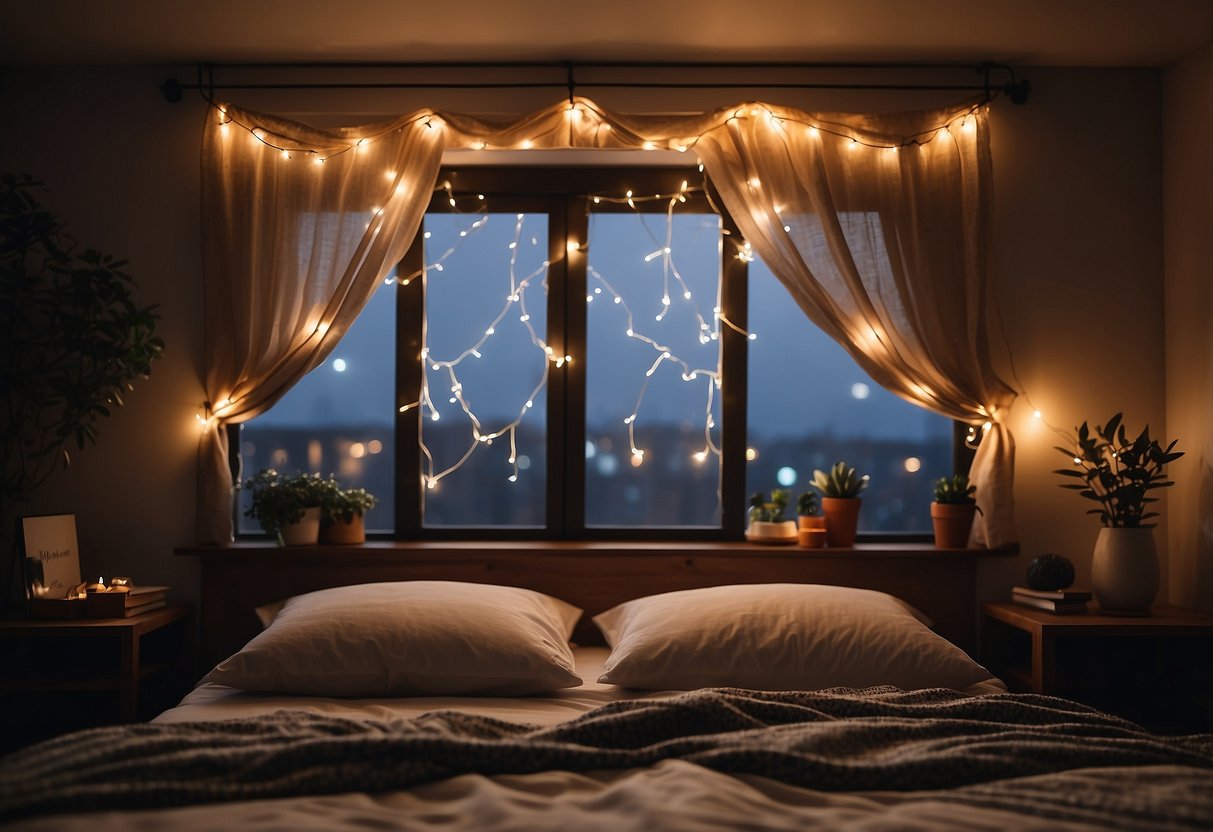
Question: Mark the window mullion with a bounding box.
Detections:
[541,198,570,537]
[561,196,590,536]
[719,209,749,540]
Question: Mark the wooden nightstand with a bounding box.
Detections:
[980,601,1213,734]
[0,604,195,753]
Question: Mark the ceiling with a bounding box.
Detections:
[3,0,1211,68]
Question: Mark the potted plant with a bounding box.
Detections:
[746,489,796,543]
[1053,412,1183,613]
[795,491,824,530]
[930,474,981,549]
[240,469,329,546]
[811,461,870,547]
[320,486,378,545]
[795,491,826,548]
[1,174,164,611]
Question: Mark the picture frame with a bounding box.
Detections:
[19,514,82,606]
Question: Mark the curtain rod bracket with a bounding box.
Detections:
[978,62,1030,105]
[160,77,183,103]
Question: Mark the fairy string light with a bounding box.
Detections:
[210,95,987,175]
[204,96,986,478]
[584,183,757,468]
[413,211,558,490]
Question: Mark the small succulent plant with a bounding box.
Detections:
[811,462,870,499]
[748,489,790,523]
[796,491,820,517]
[933,474,977,505]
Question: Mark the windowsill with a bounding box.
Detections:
[176,540,1017,558]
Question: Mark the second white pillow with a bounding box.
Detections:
[594,583,993,692]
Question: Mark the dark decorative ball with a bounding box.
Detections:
[1026,553,1075,591]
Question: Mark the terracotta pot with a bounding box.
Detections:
[1092,526,1158,614]
[320,514,367,545]
[821,497,861,547]
[930,502,976,549]
[798,528,828,548]
[278,507,321,546]
[797,515,827,532]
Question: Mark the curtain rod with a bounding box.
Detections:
[161,61,1030,105]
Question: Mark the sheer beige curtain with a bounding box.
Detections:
[198,97,1015,546]
[198,103,445,542]
[691,103,1017,547]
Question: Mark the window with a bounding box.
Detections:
[419,210,550,528]
[237,167,962,539]
[745,259,957,535]
[236,276,395,534]
[584,211,724,528]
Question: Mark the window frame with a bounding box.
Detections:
[394,167,748,540]
[231,165,970,542]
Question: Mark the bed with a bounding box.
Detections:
[2,550,1213,831]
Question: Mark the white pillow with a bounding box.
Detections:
[208,581,583,697]
[594,583,994,691]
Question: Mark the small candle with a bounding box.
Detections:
[86,577,106,593]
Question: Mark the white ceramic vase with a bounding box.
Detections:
[1091,526,1159,613]
[278,507,321,546]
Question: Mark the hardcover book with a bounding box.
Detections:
[1010,592,1088,614]
[1011,586,1093,602]
[86,586,170,619]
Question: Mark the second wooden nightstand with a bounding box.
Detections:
[980,601,1213,734]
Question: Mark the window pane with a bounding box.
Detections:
[585,212,723,527]
[421,212,548,527]
[237,279,396,533]
[746,260,952,533]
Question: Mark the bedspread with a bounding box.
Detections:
[2,686,1212,827]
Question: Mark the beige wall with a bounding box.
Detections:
[1164,44,1213,612]
[0,64,1179,610]
[0,66,205,599]
[981,68,1169,603]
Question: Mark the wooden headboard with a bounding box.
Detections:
[179,541,1005,672]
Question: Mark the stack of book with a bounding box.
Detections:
[1011,586,1092,614]
[86,585,169,619]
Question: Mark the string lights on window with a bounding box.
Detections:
[582,184,754,470]
[202,96,996,479]
[411,208,557,490]
[394,179,756,489]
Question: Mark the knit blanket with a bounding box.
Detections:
[2,687,1212,822]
